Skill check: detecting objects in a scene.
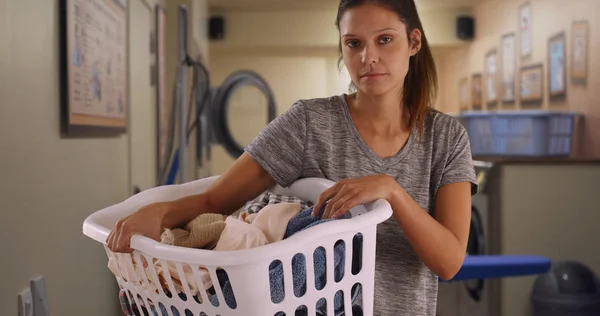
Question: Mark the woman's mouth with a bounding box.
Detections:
[360,73,387,80]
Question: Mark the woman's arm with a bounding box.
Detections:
[161,152,277,229]
[107,153,276,253]
[389,181,472,280]
[316,176,472,281]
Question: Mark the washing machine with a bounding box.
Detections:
[436,160,499,316]
[196,70,277,177]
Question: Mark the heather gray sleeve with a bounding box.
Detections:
[244,101,307,188]
[439,123,479,195]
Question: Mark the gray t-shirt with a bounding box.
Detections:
[245,94,478,315]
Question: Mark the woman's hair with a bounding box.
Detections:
[335,0,438,138]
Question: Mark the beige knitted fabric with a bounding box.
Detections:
[160,213,226,249]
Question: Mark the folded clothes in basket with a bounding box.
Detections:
[161,213,226,249]
[241,191,314,214]
[209,205,361,316]
[155,201,303,298]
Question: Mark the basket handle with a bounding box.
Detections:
[269,177,336,203]
[83,176,393,266]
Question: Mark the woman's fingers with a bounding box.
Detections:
[327,186,361,218]
[115,223,134,253]
[327,194,353,218]
[106,230,113,249]
[323,184,357,218]
[107,233,116,251]
[313,185,338,216]
[322,186,345,218]
[332,197,359,218]
[107,217,134,253]
[107,218,124,250]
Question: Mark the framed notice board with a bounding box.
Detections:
[60,0,128,136]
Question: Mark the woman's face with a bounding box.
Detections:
[339,4,420,97]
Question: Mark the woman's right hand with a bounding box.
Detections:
[106,201,170,253]
[105,152,277,254]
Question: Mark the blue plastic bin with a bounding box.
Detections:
[456,111,580,157]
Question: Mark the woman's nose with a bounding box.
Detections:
[361,45,379,64]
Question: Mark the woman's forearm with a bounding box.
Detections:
[389,186,466,280]
[161,153,277,229]
[161,193,212,229]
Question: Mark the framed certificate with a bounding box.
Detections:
[520,64,543,106]
[548,32,566,98]
[60,0,128,136]
[485,49,498,108]
[571,21,589,85]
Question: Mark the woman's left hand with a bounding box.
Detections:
[313,175,400,219]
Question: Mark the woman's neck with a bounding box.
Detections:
[349,91,408,135]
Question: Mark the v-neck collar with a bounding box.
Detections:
[337,94,416,166]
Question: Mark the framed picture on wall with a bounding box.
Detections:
[548,32,567,98]
[459,77,469,111]
[472,73,483,110]
[520,64,543,106]
[571,20,589,85]
[59,0,128,136]
[519,2,532,60]
[485,50,498,108]
[501,33,516,104]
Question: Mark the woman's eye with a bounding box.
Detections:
[379,36,392,44]
[346,40,360,48]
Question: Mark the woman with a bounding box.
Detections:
[108,0,477,314]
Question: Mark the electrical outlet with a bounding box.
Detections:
[30,276,49,316]
[18,288,33,316]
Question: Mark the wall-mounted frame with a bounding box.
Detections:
[548,32,567,99]
[472,73,483,110]
[485,49,498,109]
[501,32,517,104]
[155,4,169,179]
[571,20,589,85]
[520,63,543,106]
[519,2,532,60]
[459,77,469,111]
[59,0,128,136]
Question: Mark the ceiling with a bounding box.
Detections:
[207,0,486,11]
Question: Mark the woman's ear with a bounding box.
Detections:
[409,29,422,56]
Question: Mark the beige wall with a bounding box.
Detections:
[436,0,600,157]
[0,0,208,315]
[500,164,600,316]
[210,7,473,52]
[207,5,471,174]
[129,0,157,192]
[0,0,129,314]
[208,48,352,174]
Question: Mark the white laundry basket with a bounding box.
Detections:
[83,176,392,316]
